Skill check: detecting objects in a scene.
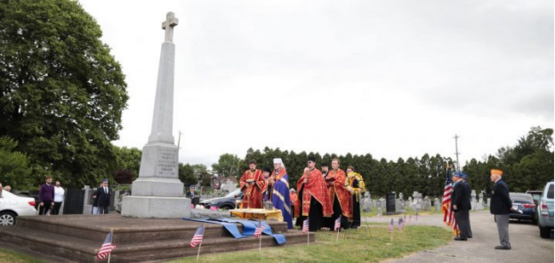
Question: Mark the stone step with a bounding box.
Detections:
[0,223,313,262]
[16,214,290,244]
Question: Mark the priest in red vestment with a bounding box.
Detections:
[239,160,265,209]
[295,156,332,231]
[325,158,352,230]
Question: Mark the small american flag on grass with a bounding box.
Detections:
[190,225,205,248]
[334,216,341,231]
[254,221,266,238]
[97,232,116,260]
[389,219,394,234]
[397,218,404,231]
[302,218,309,234]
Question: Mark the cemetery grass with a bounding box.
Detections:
[0,247,42,263]
[362,206,444,218]
[171,224,452,263]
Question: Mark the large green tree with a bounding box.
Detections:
[0,0,128,187]
[211,153,242,178]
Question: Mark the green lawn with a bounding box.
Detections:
[362,206,444,218]
[0,247,43,263]
[0,224,452,263]
[171,224,452,263]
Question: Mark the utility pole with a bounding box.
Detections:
[454,134,461,172]
[177,130,183,149]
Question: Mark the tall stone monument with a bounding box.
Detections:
[122,12,190,218]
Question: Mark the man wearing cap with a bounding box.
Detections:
[269,158,293,229]
[261,167,273,201]
[460,173,473,238]
[93,179,112,214]
[490,169,512,250]
[295,156,332,231]
[186,185,197,199]
[451,172,471,241]
[239,160,265,209]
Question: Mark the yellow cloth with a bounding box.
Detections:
[229,208,284,222]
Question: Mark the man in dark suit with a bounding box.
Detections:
[490,169,512,250]
[451,172,471,241]
[93,179,112,214]
[460,173,473,238]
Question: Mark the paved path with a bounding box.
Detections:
[365,210,553,263]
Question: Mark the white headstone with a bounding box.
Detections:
[122,12,191,218]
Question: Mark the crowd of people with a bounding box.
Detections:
[239,156,366,231]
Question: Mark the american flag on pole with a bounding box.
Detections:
[97,232,116,260]
[254,220,266,238]
[389,218,394,233]
[302,218,309,234]
[190,225,205,248]
[334,216,341,231]
[442,164,458,235]
[397,218,404,231]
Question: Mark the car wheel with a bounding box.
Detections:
[0,211,17,226]
[539,225,551,238]
[220,205,233,210]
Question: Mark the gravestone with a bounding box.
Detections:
[476,191,484,210]
[434,197,440,211]
[82,185,92,215]
[408,197,413,209]
[377,207,383,217]
[386,192,396,214]
[414,195,422,212]
[471,190,477,211]
[362,191,371,212]
[122,13,190,218]
[487,198,491,207]
[423,196,431,211]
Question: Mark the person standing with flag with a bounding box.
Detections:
[451,172,471,241]
[460,173,473,238]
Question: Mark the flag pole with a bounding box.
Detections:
[196,224,204,262]
[108,228,113,263]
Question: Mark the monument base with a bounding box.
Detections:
[122,195,191,218]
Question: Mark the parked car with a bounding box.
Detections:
[199,188,243,210]
[509,192,536,224]
[537,181,554,238]
[526,190,543,205]
[0,191,37,226]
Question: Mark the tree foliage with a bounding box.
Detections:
[211,153,242,178]
[0,136,33,190]
[0,0,128,187]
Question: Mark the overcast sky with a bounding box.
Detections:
[79,0,553,169]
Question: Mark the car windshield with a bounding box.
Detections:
[510,193,533,202]
[224,189,242,198]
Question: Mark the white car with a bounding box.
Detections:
[0,191,37,226]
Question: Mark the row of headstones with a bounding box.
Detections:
[360,190,490,213]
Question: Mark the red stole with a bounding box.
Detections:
[326,169,352,217]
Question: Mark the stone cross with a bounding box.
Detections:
[162,12,179,42]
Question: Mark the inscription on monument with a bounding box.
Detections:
[157,148,177,176]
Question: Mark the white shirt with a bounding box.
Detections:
[54,186,65,202]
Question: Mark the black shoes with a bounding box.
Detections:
[454,237,468,241]
[495,245,511,250]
